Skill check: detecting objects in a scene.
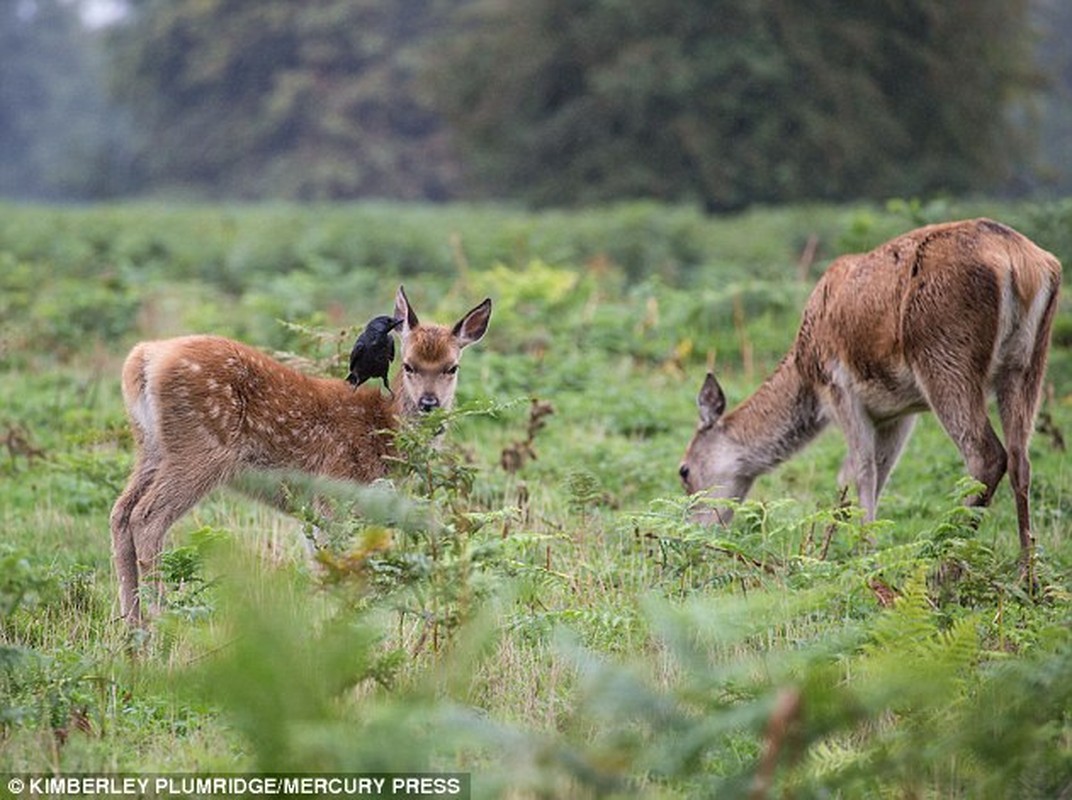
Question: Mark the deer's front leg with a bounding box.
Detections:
[825,377,879,521]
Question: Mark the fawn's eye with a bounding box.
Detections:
[444,364,459,376]
[403,363,416,374]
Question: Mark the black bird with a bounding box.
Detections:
[347,315,403,390]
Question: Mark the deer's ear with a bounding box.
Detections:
[394,285,420,333]
[452,298,492,348]
[698,372,726,427]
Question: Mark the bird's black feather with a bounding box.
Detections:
[347,315,402,390]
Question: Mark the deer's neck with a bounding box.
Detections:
[330,372,407,416]
[305,380,401,476]
[723,354,828,479]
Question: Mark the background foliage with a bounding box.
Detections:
[2,0,1071,204]
[0,0,136,199]
[433,0,1034,209]
[108,0,464,201]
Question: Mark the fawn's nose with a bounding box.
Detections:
[678,464,690,484]
[419,394,440,413]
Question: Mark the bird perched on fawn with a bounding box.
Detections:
[679,219,1060,572]
[110,286,491,624]
[347,315,403,391]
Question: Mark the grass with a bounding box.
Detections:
[0,198,1070,797]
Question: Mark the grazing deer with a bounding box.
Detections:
[679,219,1061,564]
[110,286,491,623]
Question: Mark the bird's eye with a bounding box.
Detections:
[403,363,416,374]
[444,364,459,376]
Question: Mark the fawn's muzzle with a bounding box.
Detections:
[418,395,440,413]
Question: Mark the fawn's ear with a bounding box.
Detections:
[452,298,492,348]
[697,372,727,428]
[394,286,420,334]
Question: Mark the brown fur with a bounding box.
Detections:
[111,286,491,624]
[680,219,1061,561]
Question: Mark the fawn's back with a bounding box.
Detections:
[124,335,396,482]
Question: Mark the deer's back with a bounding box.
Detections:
[794,219,1060,416]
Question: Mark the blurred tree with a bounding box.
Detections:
[1024,0,1072,194]
[0,0,136,199]
[109,0,464,200]
[431,0,1036,210]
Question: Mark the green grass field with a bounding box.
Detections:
[1,199,1071,797]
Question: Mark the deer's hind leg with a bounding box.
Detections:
[904,262,1008,517]
[994,289,1059,563]
[123,458,231,622]
[918,376,1008,515]
[995,371,1042,560]
[110,457,158,622]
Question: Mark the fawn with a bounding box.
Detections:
[110,286,491,623]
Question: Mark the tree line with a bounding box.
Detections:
[2,0,1069,209]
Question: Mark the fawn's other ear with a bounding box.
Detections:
[394,285,420,333]
[697,372,727,428]
[452,298,492,348]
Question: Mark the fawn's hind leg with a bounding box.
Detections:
[110,458,158,623]
[123,461,229,622]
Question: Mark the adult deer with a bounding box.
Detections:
[110,286,491,623]
[679,219,1060,564]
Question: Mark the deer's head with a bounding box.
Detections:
[679,373,754,525]
[394,286,492,416]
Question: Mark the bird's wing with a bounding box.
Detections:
[386,337,395,363]
[349,340,366,372]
